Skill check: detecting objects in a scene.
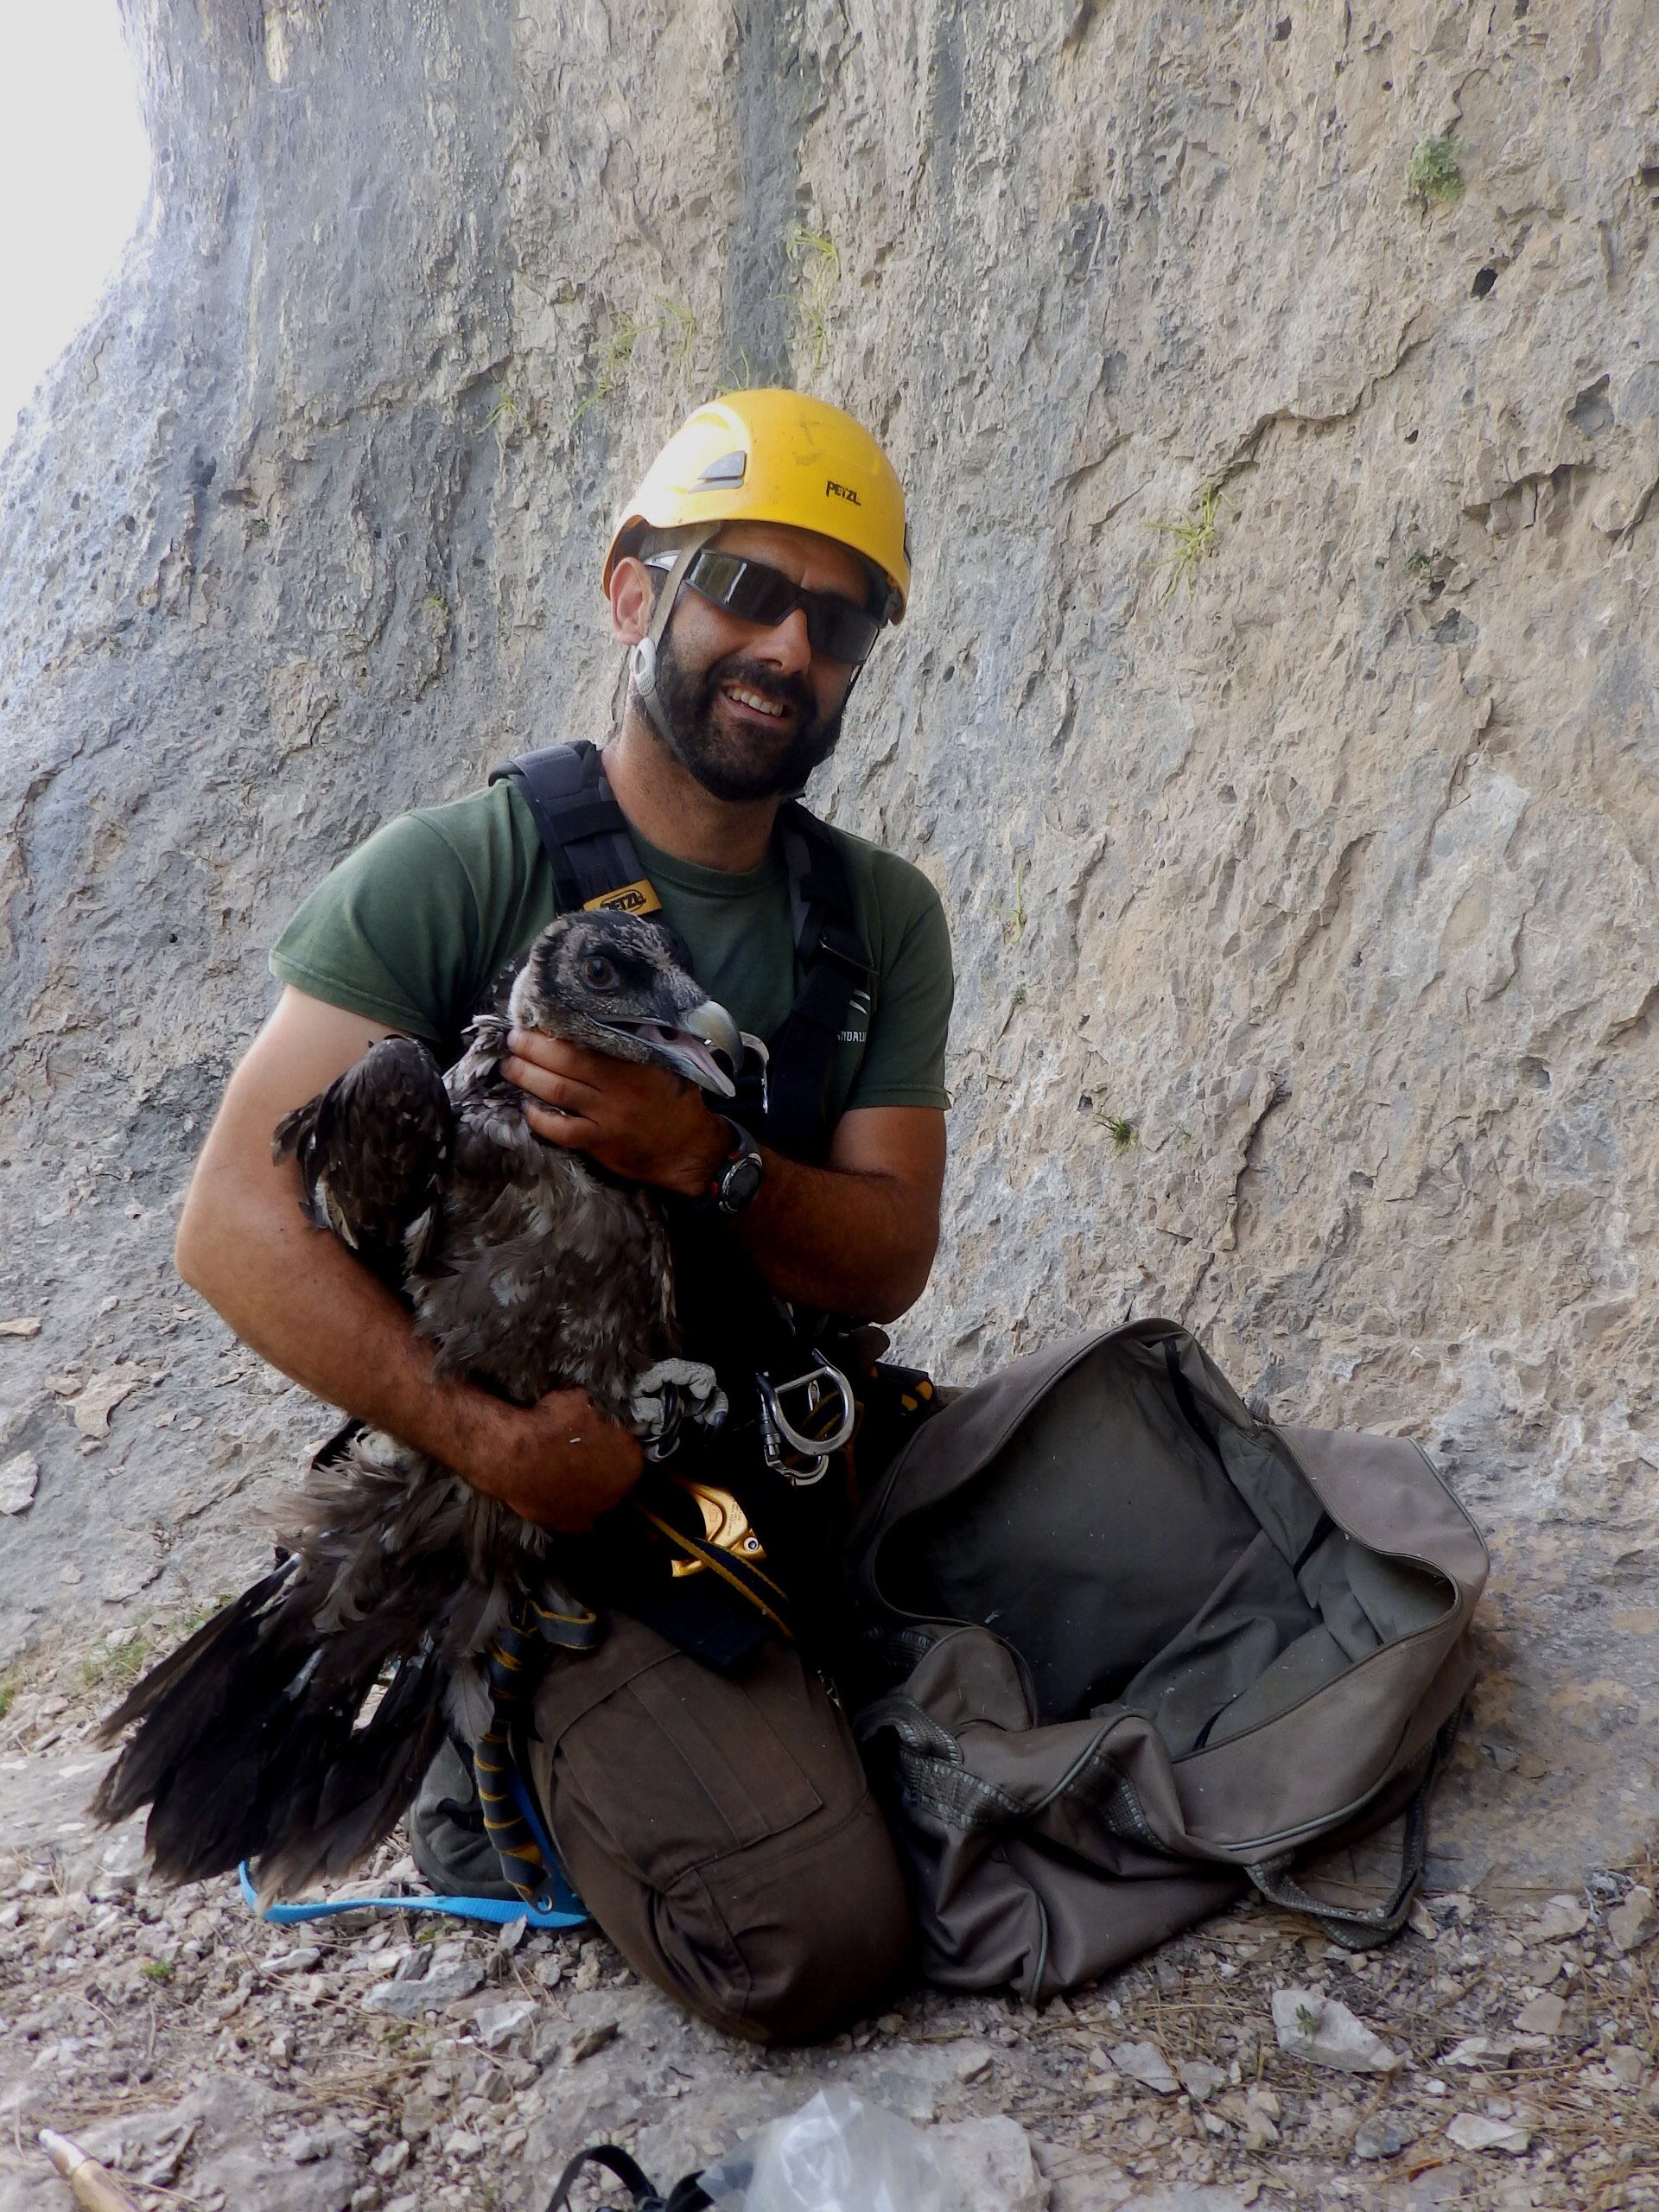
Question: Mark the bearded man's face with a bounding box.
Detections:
[649,632,846,802]
[635,523,868,802]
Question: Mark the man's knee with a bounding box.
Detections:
[665,1789,913,2044]
[526,1622,913,2041]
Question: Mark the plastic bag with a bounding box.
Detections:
[699,2089,946,2212]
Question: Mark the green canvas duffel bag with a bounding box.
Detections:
[849,1319,1489,2002]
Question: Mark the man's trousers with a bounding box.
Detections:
[410,1615,912,2044]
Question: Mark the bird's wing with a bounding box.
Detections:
[272,1036,455,1290]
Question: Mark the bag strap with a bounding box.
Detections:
[1243,1706,1462,1951]
[543,2144,711,2212]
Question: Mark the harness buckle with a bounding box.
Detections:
[756,1358,856,1487]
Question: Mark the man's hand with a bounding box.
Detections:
[502,1030,728,1196]
[465,1385,645,1534]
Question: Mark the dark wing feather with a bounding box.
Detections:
[272,1037,454,1289]
[90,1444,514,1891]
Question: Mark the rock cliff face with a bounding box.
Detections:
[1,1,1656,1883]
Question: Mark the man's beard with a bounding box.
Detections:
[645,631,846,803]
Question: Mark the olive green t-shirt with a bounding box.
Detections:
[269,778,953,1123]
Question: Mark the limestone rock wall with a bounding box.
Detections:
[2,0,1656,1881]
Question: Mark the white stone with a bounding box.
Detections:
[1177,2058,1224,2101]
[1525,1895,1588,1944]
[362,1964,481,2018]
[0,1452,39,1514]
[930,2116,1046,2212]
[474,1999,535,2051]
[1608,1888,1659,1955]
[1513,1993,1566,2035]
[1270,1988,1401,2075]
[1446,2112,1530,2154]
[1110,2040,1180,2094]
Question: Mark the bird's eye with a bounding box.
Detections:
[580,955,619,991]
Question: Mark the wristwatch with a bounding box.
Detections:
[692,1117,765,1216]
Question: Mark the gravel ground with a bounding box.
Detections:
[0,1647,1656,2212]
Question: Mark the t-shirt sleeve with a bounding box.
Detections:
[846,864,955,1113]
[268,812,485,1042]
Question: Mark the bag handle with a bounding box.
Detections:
[1244,1707,1459,1951]
[1245,1781,1426,1951]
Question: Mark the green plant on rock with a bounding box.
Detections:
[81,1630,153,1693]
[479,389,519,435]
[574,309,645,424]
[1406,135,1463,209]
[655,296,698,376]
[1148,483,1232,605]
[785,226,841,372]
[1108,1116,1137,1154]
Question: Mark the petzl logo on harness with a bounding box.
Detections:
[583,880,663,917]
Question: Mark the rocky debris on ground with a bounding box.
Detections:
[0,1675,1656,2212]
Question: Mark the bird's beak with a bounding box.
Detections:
[599,998,742,1097]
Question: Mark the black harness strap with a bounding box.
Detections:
[767,807,875,1159]
[490,743,873,1162]
[491,741,662,920]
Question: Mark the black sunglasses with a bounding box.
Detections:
[645,547,883,665]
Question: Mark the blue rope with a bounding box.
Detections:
[237,1856,587,1930]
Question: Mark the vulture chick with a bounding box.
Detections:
[93,912,741,1900]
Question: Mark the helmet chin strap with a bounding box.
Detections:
[629,524,721,747]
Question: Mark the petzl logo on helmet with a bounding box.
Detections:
[825,479,861,505]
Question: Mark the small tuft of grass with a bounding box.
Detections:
[655,296,698,374]
[0,1682,14,1724]
[176,1592,234,1639]
[1406,135,1463,209]
[1148,484,1232,604]
[1108,1116,1138,1154]
[574,309,644,424]
[81,1631,154,1693]
[998,860,1028,945]
[140,1956,175,1984]
[479,390,519,434]
[785,226,841,372]
[1405,548,1434,579]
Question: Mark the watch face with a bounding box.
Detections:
[721,1153,764,1211]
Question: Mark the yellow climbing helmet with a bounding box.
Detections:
[602,389,910,621]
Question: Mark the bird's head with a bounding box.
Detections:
[506,912,741,1098]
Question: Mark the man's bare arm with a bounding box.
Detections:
[728,1108,944,1320]
[173,988,643,1531]
[500,1031,945,1321]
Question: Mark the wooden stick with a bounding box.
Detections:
[37,2131,147,2212]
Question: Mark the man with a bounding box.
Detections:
[174,390,953,2040]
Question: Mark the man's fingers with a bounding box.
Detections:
[501,1054,597,1109]
[506,1030,613,1084]
[523,1100,599,1147]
